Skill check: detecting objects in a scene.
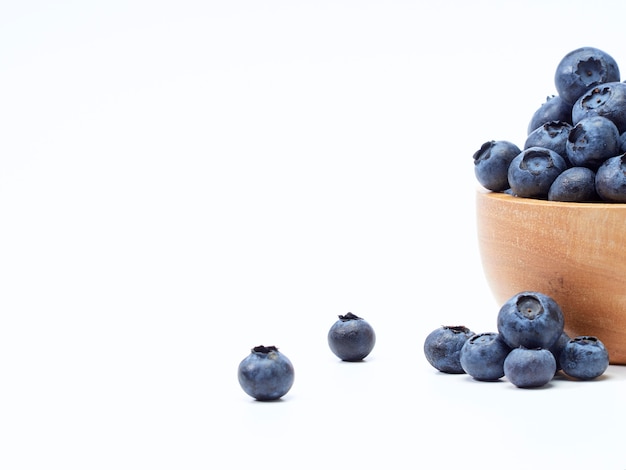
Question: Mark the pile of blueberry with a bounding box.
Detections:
[237,313,376,401]
[423,291,610,388]
[473,46,626,202]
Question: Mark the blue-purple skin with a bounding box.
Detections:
[424,325,475,374]
[528,95,572,134]
[473,140,521,192]
[238,345,295,401]
[595,154,626,202]
[460,332,511,381]
[548,167,598,202]
[548,331,571,371]
[328,312,376,362]
[507,147,568,199]
[504,347,557,388]
[619,132,626,153]
[554,47,620,106]
[497,291,565,350]
[572,81,626,134]
[559,336,609,380]
[524,121,572,159]
[566,116,620,170]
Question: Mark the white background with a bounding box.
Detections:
[2,1,626,469]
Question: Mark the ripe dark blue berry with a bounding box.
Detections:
[548,166,598,202]
[460,332,511,381]
[473,140,521,192]
[497,291,565,350]
[527,95,572,134]
[238,345,295,401]
[572,81,626,134]
[554,46,620,106]
[559,336,609,380]
[595,154,626,202]
[565,115,620,170]
[328,312,376,362]
[504,347,557,388]
[423,325,475,374]
[524,121,572,158]
[507,147,568,199]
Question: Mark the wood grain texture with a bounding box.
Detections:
[476,190,626,364]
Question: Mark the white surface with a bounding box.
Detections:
[1,1,626,469]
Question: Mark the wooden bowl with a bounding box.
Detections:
[476,190,626,364]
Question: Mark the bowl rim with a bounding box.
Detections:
[477,189,626,210]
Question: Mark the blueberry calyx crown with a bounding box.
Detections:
[444,325,472,335]
[338,312,362,321]
[252,345,278,354]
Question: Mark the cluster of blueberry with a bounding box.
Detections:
[474,46,626,202]
[423,291,609,388]
[237,313,376,401]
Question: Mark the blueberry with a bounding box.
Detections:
[559,336,609,380]
[548,331,571,371]
[507,147,568,199]
[473,140,521,192]
[524,121,572,159]
[548,166,598,202]
[497,291,565,350]
[423,325,475,374]
[595,153,626,202]
[572,81,626,134]
[619,131,626,153]
[527,95,572,134]
[459,332,511,381]
[238,345,295,401]
[554,47,620,105]
[566,116,620,170]
[327,312,376,362]
[503,347,557,388]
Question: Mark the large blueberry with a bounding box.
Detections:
[424,325,475,374]
[459,332,511,381]
[548,166,598,202]
[554,47,620,105]
[559,336,609,380]
[497,291,565,350]
[565,115,620,170]
[595,153,626,202]
[524,120,572,158]
[507,147,568,199]
[504,347,556,388]
[328,312,376,362]
[572,81,626,134]
[527,95,572,134]
[238,345,295,401]
[473,140,521,192]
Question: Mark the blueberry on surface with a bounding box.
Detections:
[565,115,620,170]
[473,140,521,192]
[572,81,626,134]
[527,95,572,135]
[548,166,598,202]
[507,147,568,199]
[524,121,572,158]
[497,291,565,350]
[328,312,376,362]
[554,47,620,105]
[423,325,475,374]
[504,347,557,388]
[548,331,571,371]
[238,345,295,401]
[460,332,511,381]
[559,336,609,380]
[595,154,626,202]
